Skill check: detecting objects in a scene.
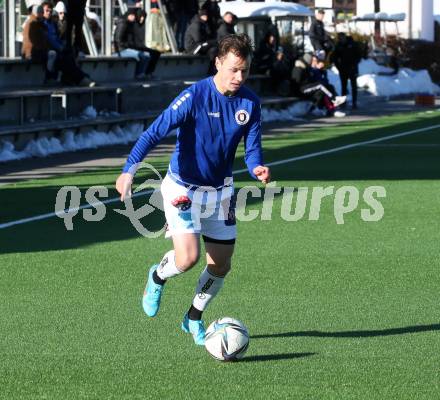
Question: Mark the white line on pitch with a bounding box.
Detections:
[1,123,439,230]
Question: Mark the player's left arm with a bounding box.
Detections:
[253,165,271,185]
[244,102,271,184]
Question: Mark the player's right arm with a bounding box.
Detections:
[115,90,193,201]
[116,172,133,201]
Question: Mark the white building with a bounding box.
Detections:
[355,0,437,41]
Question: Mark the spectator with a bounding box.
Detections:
[184,9,217,74]
[217,11,236,41]
[166,0,199,52]
[115,9,152,79]
[53,1,67,42]
[134,9,161,77]
[291,53,345,117]
[63,0,88,55]
[290,53,312,96]
[22,3,94,86]
[41,1,94,86]
[201,0,221,39]
[309,9,334,53]
[184,9,216,55]
[386,47,399,75]
[253,32,277,75]
[330,33,362,109]
[146,1,170,51]
[310,50,338,98]
[22,5,49,64]
[271,48,292,96]
[266,21,280,50]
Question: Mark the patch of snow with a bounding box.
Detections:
[261,101,311,122]
[80,105,98,119]
[357,68,440,96]
[0,120,144,162]
[331,58,440,97]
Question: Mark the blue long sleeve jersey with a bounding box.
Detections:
[122,77,264,187]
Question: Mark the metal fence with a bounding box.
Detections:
[0,0,177,58]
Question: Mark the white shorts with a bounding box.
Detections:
[161,174,236,242]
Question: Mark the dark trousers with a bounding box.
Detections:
[57,50,86,85]
[65,0,87,52]
[340,71,358,107]
[175,14,190,51]
[144,48,161,75]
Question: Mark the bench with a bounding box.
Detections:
[79,54,210,81]
[0,54,211,89]
[0,78,198,127]
[0,86,121,126]
[0,94,300,146]
[0,73,282,129]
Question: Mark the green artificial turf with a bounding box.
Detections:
[1,111,440,399]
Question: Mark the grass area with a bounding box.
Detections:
[1,111,440,399]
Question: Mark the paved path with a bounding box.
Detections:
[0,95,438,185]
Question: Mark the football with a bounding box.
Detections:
[204,317,249,361]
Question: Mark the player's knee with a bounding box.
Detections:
[208,261,231,277]
[175,251,200,271]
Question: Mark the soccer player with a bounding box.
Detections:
[115,34,270,345]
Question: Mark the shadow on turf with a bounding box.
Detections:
[240,352,316,362]
[251,323,440,339]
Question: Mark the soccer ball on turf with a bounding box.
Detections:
[204,317,249,361]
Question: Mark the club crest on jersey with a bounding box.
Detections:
[235,109,250,126]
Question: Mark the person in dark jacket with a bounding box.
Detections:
[253,32,277,75]
[200,0,221,39]
[309,9,333,52]
[166,0,199,52]
[330,33,362,109]
[114,9,159,79]
[216,11,236,41]
[63,0,87,54]
[290,53,313,97]
[291,53,345,117]
[184,10,218,74]
[310,50,336,96]
[184,9,216,54]
[271,49,292,96]
[41,1,93,86]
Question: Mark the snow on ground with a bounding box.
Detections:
[328,59,440,97]
[358,59,395,75]
[357,68,440,97]
[0,122,144,163]
[1,58,439,163]
[261,101,310,122]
